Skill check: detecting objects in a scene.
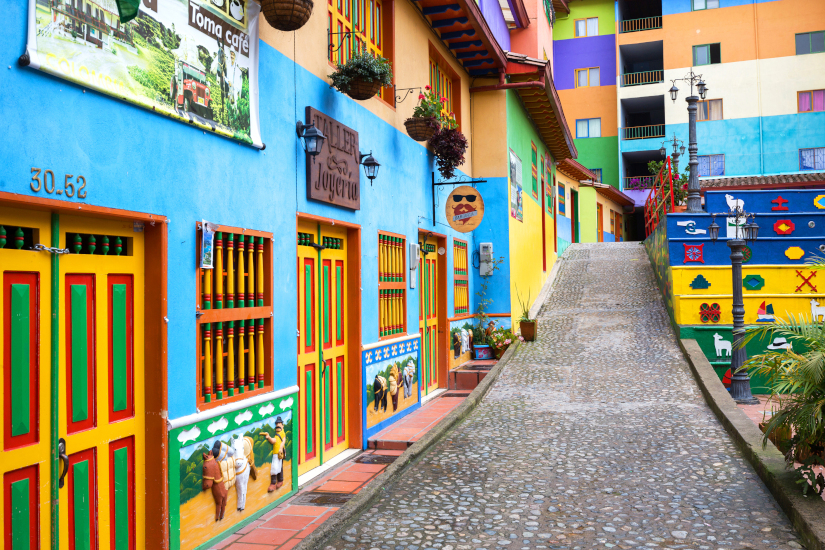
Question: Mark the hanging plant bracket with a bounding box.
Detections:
[328,30,360,54]
[394,86,423,104]
[432,172,486,224]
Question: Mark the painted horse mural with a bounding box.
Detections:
[231,434,258,512]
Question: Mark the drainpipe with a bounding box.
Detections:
[469,73,546,93]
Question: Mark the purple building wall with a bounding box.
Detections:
[478,0,510,52]
[553,34,616,91]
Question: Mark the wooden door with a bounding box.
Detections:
[597,203,604,242]
[1,208,145,549]
[297,222,349,477]
[418,234,439,396]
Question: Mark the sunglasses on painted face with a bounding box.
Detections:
[452,195,477,203]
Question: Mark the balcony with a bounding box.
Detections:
[621,70,664,87]
[619,16,662,34]
[622,150,664,193]
[623,175,656,190]
[622,124,665,140]
[619,41,663,90]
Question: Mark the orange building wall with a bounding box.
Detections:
[557,86,618,138]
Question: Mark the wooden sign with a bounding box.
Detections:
[446,185,484,233]
[305,107,360,210]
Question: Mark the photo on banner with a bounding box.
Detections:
[509,150,523,222]
[24,0,263,147]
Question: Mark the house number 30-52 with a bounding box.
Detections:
[30,168,88,199]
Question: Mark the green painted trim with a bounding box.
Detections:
[70,284,89,422]
[10,284,31,437]
[112,284,128,412]
[324,363,331,446]
[113,447,129,550]
[73,460,91,550]
[11,477,31,549]
[315,224,325,466]
[336,265,342,342]
[50,212,60,550]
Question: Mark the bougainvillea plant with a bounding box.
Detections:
[329,50,393,94]
[428,107,468,180]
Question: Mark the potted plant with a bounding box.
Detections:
[516,288,536,342]
[261,0,314,31]
[329,50,393,101]
[488,327,518,359]
[428,114,468,180]
[405,86,441,141]
[742,311,825,496]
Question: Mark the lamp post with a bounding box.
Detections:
[669,72,708,213]
[660,134,686,174]
[707,210,760,404]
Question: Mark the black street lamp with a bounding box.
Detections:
[660,134,686,173]
[670,72,709,213]
[296,121,326,162]
[709,209,760,405]
[360,151,380,183]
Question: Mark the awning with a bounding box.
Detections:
[701,172,825,190]
[557,158,597,182]
[412,0,507,76]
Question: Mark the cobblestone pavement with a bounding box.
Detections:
[325,243,804,550]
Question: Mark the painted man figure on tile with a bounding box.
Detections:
[403,359,415,399]
[260,417,286,492]
[389,364,400,411]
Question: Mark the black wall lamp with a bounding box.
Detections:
[360,151,380,183]
[296,121,326,162]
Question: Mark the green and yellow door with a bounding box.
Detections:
[297,221,349,477]
[1,206,145,549]
[418,233,440,395]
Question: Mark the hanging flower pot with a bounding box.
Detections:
[404,117,437,141]
[428,119,468,180]
[261,0,314,31]
[329,51,393,101]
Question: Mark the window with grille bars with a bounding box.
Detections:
[697,154,725,177]
[429,52,460,129]
[197,224,273,407]
[329,0,389,99]
[531,142,539,199]
[453,239,469,315]
[378,232,406,339]
[800,147,825,171]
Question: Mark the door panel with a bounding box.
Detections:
[297,222,349,477]
[59,214,145,550]
[1,206,52,549]
[418,235,440,395]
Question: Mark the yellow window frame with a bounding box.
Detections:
[574,67,599,88]
[329,0,383,65]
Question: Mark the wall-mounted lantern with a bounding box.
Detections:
[296,121,326,162]
[360,151,380,183]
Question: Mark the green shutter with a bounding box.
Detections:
[112,285,128,412]
[11,477,31,549]
[10,284,31,437]
[304,265,312,348]
[113,447,130,550]
[71,285,89,422]
[73,460,91,550]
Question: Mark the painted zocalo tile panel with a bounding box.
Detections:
[672,265,825,295]
[704,189,825,214]
[674,294,825,325]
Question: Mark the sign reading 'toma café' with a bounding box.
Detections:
[306,107,360,210]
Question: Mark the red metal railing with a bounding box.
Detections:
[644,157,674,237]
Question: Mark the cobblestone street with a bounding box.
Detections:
[325,243,804,550]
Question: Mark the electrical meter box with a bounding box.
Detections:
[479,242,494,276]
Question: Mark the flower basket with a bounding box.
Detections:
[261,0,314,31]
[346,77,383,100]
[404,117,437,141]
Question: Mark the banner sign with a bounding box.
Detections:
[24,0,263,148]
[509,150,523,222]
[305,107,361,210]
[446,185,484,233]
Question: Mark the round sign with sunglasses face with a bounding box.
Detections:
[446,185,485,233]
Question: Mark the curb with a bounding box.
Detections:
[679,338,825,550]
[296,341,522,550]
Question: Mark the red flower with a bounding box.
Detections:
[425,85,431,91]
[418,94,425,100]
[440,97,447,103]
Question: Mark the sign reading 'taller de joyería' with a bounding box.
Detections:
[305,107,360,210]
